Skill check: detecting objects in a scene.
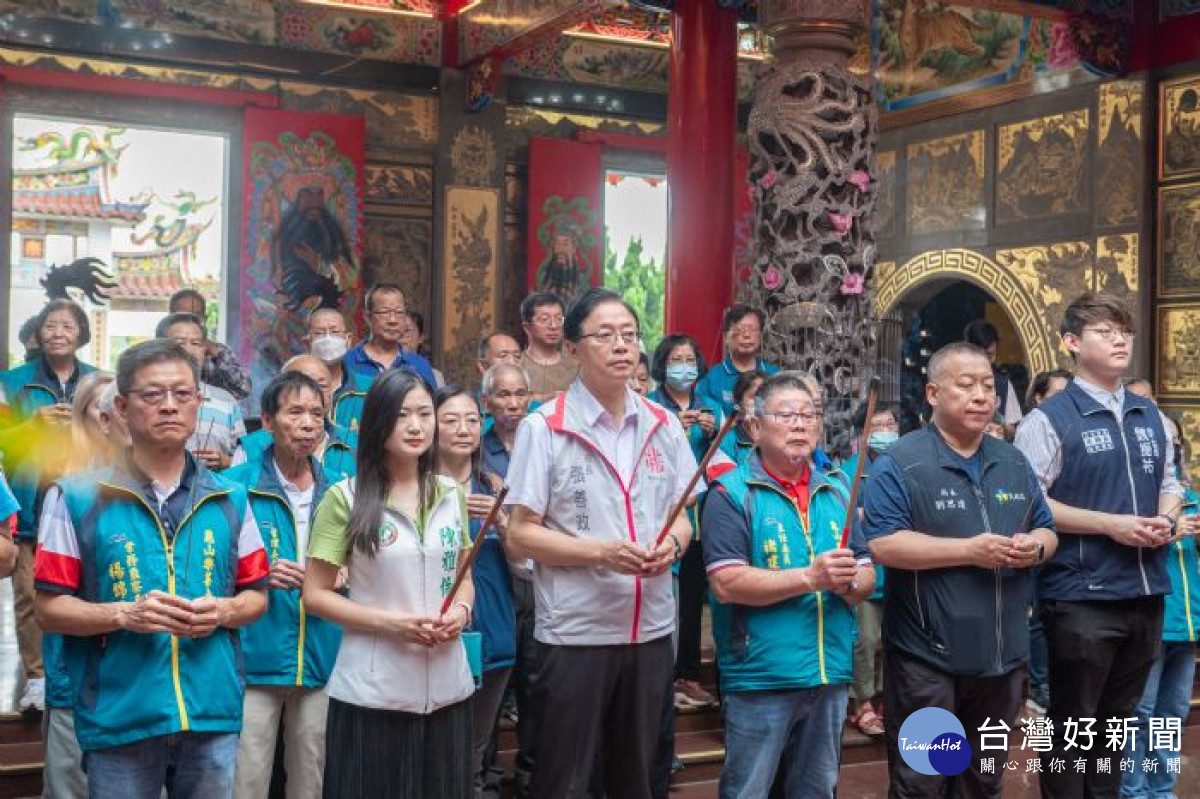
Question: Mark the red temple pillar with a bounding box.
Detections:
[666,2,738,362]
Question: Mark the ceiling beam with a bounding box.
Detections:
[456,0,611,67]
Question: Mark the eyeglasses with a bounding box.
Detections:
[762,410,822,426]
[667,356,699,366]
[126,386,199,406]
[533,315,564,328]
[42,323,79,335]
[370,309,409,319]
[578,330,642,347]
[1082,326,1135,342]
[728,324,761,337]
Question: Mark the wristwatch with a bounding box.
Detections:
[1035,541,1045,564]
[668,533,684,562]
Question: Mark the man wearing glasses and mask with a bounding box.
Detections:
[343,282,436,387]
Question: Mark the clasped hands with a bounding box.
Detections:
[118,590,224,638]
[598,538,678,578]
[389,604,470,648]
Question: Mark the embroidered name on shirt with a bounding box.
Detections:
[644,446,665,475]
[1134,426,1160,474]
[1082,429,1115,454]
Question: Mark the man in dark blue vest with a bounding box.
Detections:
[863,342,1056,799]
[1014,293,1183,799]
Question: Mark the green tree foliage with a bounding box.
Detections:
[603,230,665,353]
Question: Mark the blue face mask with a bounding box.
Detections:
[867,431,899,452]
[665,364,699,392]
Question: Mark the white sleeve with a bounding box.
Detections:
[1004,382,1024,425]
[1013,409,1062,493]
[503,414,553,516]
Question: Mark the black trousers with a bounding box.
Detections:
[1039,596,1163,799]
[883,650,1024,799]
[675,534,706,681]
[323,697,473,799]
[530,636,674,799]
[511,576,540,799]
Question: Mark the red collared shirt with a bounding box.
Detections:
[761,461,811,520]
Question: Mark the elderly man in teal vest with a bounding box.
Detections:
[226,370,345,799]
[702,371,876,799]
[33,339,269,799]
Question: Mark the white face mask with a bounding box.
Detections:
[311,334,349,364]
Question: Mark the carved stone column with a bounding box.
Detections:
[746,0,877,451]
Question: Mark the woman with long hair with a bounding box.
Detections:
[302,370,475,799]
[433,385,516,799]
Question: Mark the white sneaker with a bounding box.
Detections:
[18,678,44,713]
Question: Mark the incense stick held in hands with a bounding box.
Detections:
[441,485,510,615]
[654,409,741,549]
[840,376,881,549]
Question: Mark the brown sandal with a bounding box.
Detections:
[852,705,886,737]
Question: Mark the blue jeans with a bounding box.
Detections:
[1121,641,1196,798]
[83,731,239,799]
[720,685,847,799]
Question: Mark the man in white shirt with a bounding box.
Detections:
[506,288,699,799]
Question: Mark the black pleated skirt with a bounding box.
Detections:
[322,696,473,799]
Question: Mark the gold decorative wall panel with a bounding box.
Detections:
[996,109,1089,224]
[1158,182,1200,296]
[1097,81,1143,227]
[440,187,500,384]
[905,132,985,236]
[877,150,897,239]
[1161,75,1200,181]
[1157,303,1200,398]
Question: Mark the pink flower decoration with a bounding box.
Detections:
[848,170,870,192]
[758,170,778,190]
[1048,23,1077,69]
[762,266,784,291]
[841,272,864,295]
[828,212,853,236]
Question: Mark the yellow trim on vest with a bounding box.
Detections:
[98,482,234,732]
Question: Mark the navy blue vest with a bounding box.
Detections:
[1037,380,1169,600]
[884,427,1039,676]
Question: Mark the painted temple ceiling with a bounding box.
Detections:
[0,1,1186,110]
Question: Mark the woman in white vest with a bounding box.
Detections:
[507,288,701,799]
[303,369,475,799]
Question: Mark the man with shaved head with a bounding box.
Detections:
[230,355,354,479]
[862,342,1057,799]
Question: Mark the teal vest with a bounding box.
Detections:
[236,426,356,481]
[56,461,253,751]
[330,372,372,449]
[224,451,342,687]
[1164,488,1200,643]
[711,456,858,693]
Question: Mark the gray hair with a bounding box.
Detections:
[928,342,990,383]
[481,363,530,397]
[97,376,119,414]
[116,339,199,395]
[753,370,817,416]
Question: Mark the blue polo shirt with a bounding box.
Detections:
[695,356,780,417]
[343,341,437,387]
[480,428,512,480]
